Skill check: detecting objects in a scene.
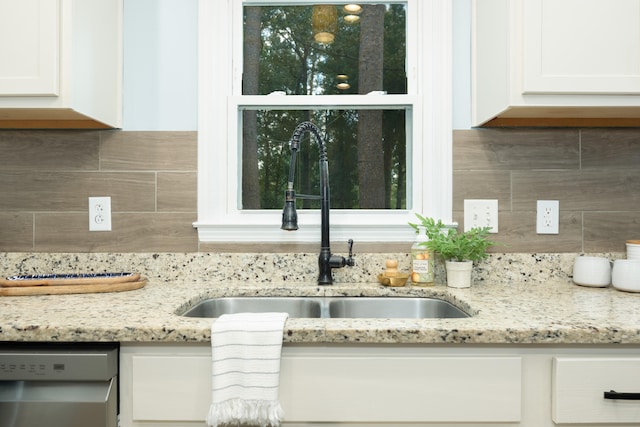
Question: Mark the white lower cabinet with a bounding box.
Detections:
[119,344,640,427]
[552,357,640,424]
[120,345,521,427]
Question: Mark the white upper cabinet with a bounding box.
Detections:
[0,0,122,128]
[0,0,59,96]
[473,0,640,127]
[523,0,640,95]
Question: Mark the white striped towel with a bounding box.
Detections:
[206,312,289,427]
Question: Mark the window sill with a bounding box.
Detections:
[194,211,421,243]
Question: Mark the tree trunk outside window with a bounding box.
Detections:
[357,4,386,209]
[242,7,262,209]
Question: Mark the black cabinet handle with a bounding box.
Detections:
[604,390,640,400]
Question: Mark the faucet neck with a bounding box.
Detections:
[283,121,343,285]
[319,160,330,253]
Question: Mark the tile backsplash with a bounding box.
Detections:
[0,130,197,252]
[454,128,640,253]
[0,128,638,253]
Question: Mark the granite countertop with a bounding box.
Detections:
[2,277,640,345]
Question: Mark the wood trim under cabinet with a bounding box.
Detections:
[483,117,640,127]
[480,106,640,127]
[0,109,114,129]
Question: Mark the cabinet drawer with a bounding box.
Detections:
[553,357,640,423]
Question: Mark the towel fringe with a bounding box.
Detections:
[207,399,284,427]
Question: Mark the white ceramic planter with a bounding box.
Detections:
[445,260,473,288]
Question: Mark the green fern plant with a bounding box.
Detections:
[409,214,496,262]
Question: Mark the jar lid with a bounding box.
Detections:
[626,240,640,245]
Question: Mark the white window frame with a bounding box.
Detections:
[195,0,452,242]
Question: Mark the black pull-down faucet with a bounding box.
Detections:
[281,121,355,285]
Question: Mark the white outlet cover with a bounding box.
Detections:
[536,200,559,234]
[89,196,112,231]
[463,199,498,233]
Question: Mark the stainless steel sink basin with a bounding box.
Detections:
[180,296,470,319]
[181,297,323,318]
[327,297,469,319]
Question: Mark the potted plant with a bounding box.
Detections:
[410,214,497,288]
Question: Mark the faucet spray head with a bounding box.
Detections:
[281,189,298,231]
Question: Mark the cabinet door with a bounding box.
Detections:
[0,0,59,96]
[130,355,211,423]
[523,0,640,94]
[280,355,522,423]
[553,357,640,423]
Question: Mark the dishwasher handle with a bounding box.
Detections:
[604,390,640,400]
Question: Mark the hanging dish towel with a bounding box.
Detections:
[207,312,289,427]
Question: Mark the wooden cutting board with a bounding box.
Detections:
[0,272,140,287]
[0,279,147,296]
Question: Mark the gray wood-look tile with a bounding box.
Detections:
[453,171,510,211]
[35,213,198,252]
[0,130,99,170]
[0,213,34,251]
[584,212,640,252]
[581,129,640,169]
[157,172,197,212]
[0,172,156,211]
[512,170,640,211]
[453,210,582,253]
[495,211,582,253]
[453,129,579,170]
[101,131,197,171]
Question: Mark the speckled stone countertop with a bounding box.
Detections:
[0,252,639,345]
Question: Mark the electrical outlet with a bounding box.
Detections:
[89,197,112,231]
[464,199,498,233]
[536,200,559,234]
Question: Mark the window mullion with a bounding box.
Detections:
[233,94,418,109]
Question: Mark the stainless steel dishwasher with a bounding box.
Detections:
[0,343,118,427]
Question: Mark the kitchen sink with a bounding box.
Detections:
[181,297,323,318]
[180,296,470,319]
[327,297,469,319]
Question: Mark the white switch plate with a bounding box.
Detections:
[464,199,498,233]
[536,200,559,234]
[89,196,112,231]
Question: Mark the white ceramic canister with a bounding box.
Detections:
[626,240,640,260]
[572,256,611,287]
[612,259,640,292]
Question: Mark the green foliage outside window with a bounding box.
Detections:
[241,4,408,210]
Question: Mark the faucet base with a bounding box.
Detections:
[318,248,334,285]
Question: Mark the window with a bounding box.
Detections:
[195,0,452,242]
[242,4,407,211]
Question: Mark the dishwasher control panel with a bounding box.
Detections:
[0,356,70,380]
[0,359,49,377]
[0,344,118,381]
